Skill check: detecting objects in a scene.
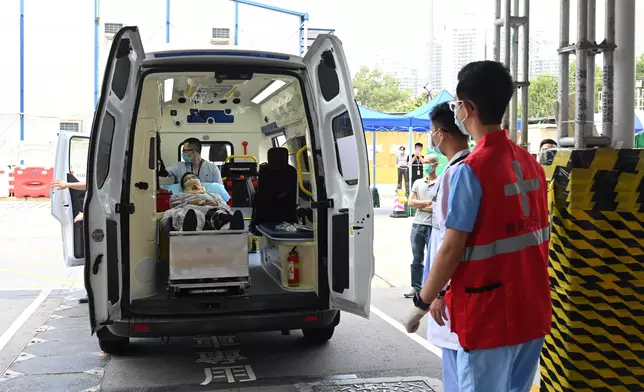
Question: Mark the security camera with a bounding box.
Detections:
[173,118,183,127]
[206,117,215,124]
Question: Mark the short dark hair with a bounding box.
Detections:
[540,138,557,149]
[456,61,514,125]
[414,142,423,148]
[431,102,468,140]
[180,172,197,189]
[183,137,202,153]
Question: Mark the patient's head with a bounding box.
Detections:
[181,172,204,194]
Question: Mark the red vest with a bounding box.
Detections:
[446,130,551,351]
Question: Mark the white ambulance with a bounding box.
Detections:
[51,26,374,354]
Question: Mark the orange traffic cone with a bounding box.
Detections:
[390,188,409,218]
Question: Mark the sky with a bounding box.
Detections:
[241,0,644,76]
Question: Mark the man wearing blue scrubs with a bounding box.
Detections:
[404,61,551,392]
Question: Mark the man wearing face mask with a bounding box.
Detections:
[404,154,439,298]
[404,61,550,392]
[166,137,222,185]
[417,101,471,391]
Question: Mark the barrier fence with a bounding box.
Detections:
[0,167,53,198]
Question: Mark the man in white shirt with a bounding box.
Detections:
[417,101,471,391]
[396,146,409,190]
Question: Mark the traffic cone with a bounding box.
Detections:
[390,188,409,218]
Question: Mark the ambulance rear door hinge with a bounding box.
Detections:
[311,199,334,209]
[116,203,135,214]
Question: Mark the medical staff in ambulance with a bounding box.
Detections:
[404,61,551,392]
[419,101,471,392]
[166,138,222,184]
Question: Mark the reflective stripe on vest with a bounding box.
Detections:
[462,226,550,262]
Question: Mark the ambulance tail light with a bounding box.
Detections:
[304,315,318,322]
[132,324,150,332]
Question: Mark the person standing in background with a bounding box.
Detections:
[405,155,439,298]
[396,146,409,191]
[409,142,425,185]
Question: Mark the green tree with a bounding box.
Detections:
[352,66,415,113]
[636,54,644,81]
[525,74,558,118]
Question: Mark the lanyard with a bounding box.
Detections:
[432,153,469,203]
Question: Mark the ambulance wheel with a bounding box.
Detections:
[302,326,335,343]
[98,337,129,355]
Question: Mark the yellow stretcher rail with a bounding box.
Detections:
[295,146,313,197]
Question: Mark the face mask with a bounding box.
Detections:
[423,164,434,174]
[453,104,470,136]
[182,153,192,163]
[431,131,445,156]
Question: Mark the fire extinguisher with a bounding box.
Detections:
[287,246,300,287]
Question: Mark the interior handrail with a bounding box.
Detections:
[295,146,313,197]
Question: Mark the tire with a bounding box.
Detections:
[98,337,129,355]
[302,326,335,343]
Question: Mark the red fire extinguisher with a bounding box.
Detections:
[287,247,300,287]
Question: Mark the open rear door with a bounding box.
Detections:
[303,35,375,318]
[84,26,145,333]
[51,131,90,267]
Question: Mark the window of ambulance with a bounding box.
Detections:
[69,136,89,180]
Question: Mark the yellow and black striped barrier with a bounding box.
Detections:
[541,148,643,391]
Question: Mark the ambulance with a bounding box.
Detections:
[51,26,374,354]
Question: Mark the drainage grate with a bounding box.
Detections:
[298,377,442,392]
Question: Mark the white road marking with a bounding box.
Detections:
[370,306,443,358]
[0,289,51,352]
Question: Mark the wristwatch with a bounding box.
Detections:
[437,285,450,299]
[413,292,430,311]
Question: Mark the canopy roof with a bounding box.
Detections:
[359,89,455,132]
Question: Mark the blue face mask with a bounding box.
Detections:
[182,153,192,163]
[423,164,434,174]
[431,131,445,157]
[453,104,470,136]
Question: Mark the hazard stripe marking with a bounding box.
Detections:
[540,148,644,392]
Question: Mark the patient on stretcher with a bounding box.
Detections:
[161,172,244,231]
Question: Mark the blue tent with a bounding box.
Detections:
[406,90,454,130]
[359,106,410,132]
[358,89,455,132]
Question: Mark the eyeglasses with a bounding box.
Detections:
[182,149,195,154]
[448,100,465,112]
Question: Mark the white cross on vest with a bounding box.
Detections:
[503,160,540,217]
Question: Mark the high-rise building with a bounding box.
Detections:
[443,27,487,92]
[431,39,443,90]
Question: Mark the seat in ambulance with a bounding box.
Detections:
[252,147,312,239]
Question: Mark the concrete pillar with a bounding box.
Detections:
[613,0,635,148]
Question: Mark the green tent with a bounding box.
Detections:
[636,134,644,148]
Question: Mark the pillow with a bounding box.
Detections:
[160,182,231,203]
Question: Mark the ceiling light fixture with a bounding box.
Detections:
[164,78,174,102]
[251,80,286,105]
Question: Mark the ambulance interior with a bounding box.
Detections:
[128,71,322,315]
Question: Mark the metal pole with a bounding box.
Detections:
[557,0,570,143]
[494,0,501,62]
[428,0,434,90]
[613,0,636,148]
[94,0,99,108]
[165,0,170,43]
[372,132,377,186]
[575,0,589,149]
[520,0,530,149]
[234,1,239,46]
[408,127,413,193]
[504,0,511,65]
[19,0,25,143]
[510,0,519,143]
[586,0,596,138]
[602,0,615,142]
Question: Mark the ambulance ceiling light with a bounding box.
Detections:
[251,80,286,105]
[164,79,174,103]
